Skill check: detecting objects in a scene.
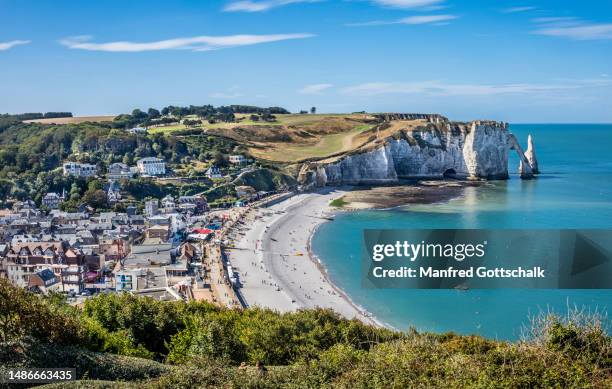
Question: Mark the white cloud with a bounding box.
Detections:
[370,0,444,9]
[224,0,320,12]
[298,83,333,94]
[59,33,314,52]
[0,40,31,51]
[530,16,612,40]
[531,17,578,24]
[399,14,457,24]
[341,79,611,97]
[533,23,612,40]
[348,14,457,27]
[501,6,536,14]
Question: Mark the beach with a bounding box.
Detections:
[224,182,482,327]
[225,188,379,325]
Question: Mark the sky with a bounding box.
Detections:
[1,0,611,122]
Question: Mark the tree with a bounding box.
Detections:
[131,109,147,120]
[213,152,229,167]
[147,108,161,119]
[310,107,317,114]
[83,189,108,209]
[0,179,12,199]
[69,183,80,202]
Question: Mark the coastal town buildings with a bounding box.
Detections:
[136,157,166,176]
[127,127,147,135]
[2,241,88,293]
[145,200,159,217]
[107,163,135,180]
[0,180,280,308]
[229,155,248,164]
[42,192,64,209]
[206,166,222,179]
[63,162,97,177]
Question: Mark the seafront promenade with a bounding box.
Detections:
[195,192,296,308]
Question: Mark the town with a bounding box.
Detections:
[0,145,287,307]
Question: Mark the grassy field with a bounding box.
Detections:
[250,124,373,162]
[24,115,116,124]
[147,123,189,133]
[148,113,372,134]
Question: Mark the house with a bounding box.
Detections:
[127,127,147,135]
[28,268,61,294]
[115,267,168,292]
[161,195,176,213]
[229,155,248,164]
[107,163,134,180]
[99,238,127,262]
[124,243,174,267]
[136,157,166,176]
[0,243,9,279]
[178,195,208,214]
[4,242,87,293]
[147,214,171,226]
[165,261,189,285]
[63,162,97,177]
[177,242,196,261]
[206,166,222,179]
[145,199,159,217]
[42,192,63,210]
[106,182,121,204]
[145,225,170,242]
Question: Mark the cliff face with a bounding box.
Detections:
[298,119,527,188]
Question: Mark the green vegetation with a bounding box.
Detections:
[0,106,312,209]
[233,168,297,192]
[330,196,349,208]
[0,118,298,208]
[112,105,289,130]
[1,280,610,388]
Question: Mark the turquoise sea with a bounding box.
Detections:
[311,124,612,340]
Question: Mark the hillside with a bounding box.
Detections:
[1,280,610,388]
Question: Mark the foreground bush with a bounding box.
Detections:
[1,280,610,388]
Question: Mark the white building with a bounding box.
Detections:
[229,155,248,164]
[127,127,147,134]
[206,166,222,179]
[136,157,166,176]
[115,268,142,291]
[42,192,63,209]
[107,163,134,180]
[161,195,176,213]
[63,162,97,177]
[145,199,159,217]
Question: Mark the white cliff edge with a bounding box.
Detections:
[298,117,539,188]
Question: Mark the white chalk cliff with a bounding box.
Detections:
[298,116,538,188]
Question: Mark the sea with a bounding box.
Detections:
[311,124,612,340]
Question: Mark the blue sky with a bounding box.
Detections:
[1,0,611,122]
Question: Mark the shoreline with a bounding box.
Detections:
[225,188,381,326]
[305,214,390,328]
[225,182,480,328]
